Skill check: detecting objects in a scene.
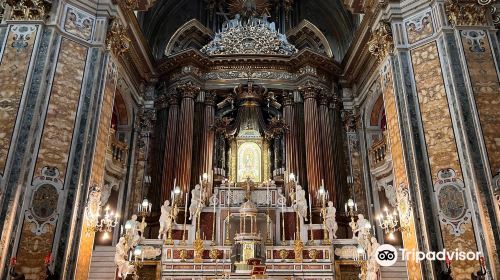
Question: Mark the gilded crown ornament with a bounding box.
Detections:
[201,12,297,56]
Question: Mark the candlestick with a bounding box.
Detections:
[308,193,313,245]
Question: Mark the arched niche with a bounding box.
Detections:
[164,19,213,56]
[287,20,333,58]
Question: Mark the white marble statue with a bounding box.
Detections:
[292,185,308,222]
[352,214,368,239]
[366,237,381,280]
[125,214,141,247]
[115,237,134,278]
[189,184,204,220]
[158,200,174,240]
[325,201,338,239]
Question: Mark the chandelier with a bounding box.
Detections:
[84,184,119,237]
[377,206,399,240]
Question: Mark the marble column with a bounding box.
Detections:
[200,91,216,195]
[161,91,180,203]
[330,96,347,208]
[175,82,200,195]
[318,92,336,204]
[283,91,299,180]
[300,81,323,206]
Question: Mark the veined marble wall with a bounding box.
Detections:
[75,57,117,280]
[380,60,422,280]
[0,25,38,175]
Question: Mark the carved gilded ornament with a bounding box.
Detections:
[5,0,51,20]
[106,19,131,57]
[298,81,322,99]
[445,0,489,26]
[368,21,394,62]
[176,81,201,99]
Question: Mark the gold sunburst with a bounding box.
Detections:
[228,0,270,17]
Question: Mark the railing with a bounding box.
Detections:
[369,133,388,168]
[107,129,128,167]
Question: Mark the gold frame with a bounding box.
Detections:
[230,137,270,183]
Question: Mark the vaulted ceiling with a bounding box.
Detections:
[137,0,359,61]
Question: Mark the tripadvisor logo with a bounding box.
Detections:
[375,244,398,267]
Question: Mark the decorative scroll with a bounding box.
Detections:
[434,169,471,236]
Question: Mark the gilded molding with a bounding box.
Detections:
[106,19,131,57]
[368,21,394,62]
[445,0,489,26]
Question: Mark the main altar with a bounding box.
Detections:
[113,2,381,279]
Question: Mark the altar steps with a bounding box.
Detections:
[89,245,116,280]
[380,258,408,279]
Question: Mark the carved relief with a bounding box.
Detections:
[445,0,489,26]
[64,6,95,41]
[25,167,62,236]
[334,245,357,259]
[435,169,471,236]
[368,21,394,62]
[461,30,487,53]
[396,184,412,231]
[405,12,434,44]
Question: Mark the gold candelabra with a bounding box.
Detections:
[319,186,331,245]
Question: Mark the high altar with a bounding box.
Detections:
[120,6,368,279]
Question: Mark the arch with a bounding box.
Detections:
[363,82,385,129]
[164,19,213,56]
[112,91,130,127]
[286,20,333,58]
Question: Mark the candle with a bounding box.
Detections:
[308,193,312,220]
[185,193,188,213]
[345,204,347,213]
[322,179,324,188]
[173,178,177,190]
[120,225,123,236]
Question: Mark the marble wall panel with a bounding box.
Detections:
[0,25,38,174]
[16,38,87,279]
[381,62,422,280]
[460,30,500,177]
[411,42,478,278]
[33,39,87,181]
[75,59,117,280]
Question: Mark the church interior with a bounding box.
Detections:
[0,0,499,279]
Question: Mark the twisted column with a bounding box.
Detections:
[300,81,324,207]
[175,82,200,195]
[161,91,180,203]
[319,92,336,205]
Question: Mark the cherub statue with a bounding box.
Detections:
[115,237,134,278]
[189,184,204,220]
[125,214,141,247]
[325,201,338,239]
[158,200,174,240]
[292,185,308,222]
